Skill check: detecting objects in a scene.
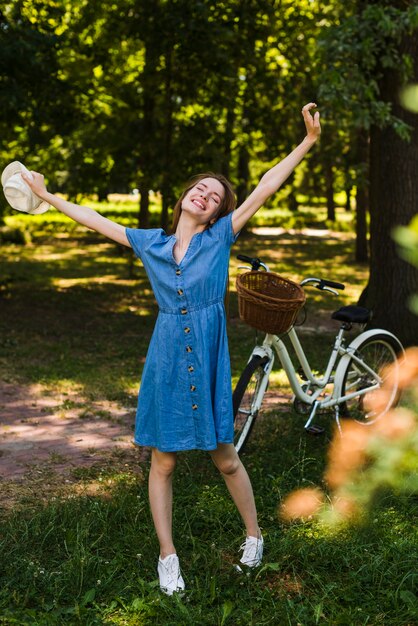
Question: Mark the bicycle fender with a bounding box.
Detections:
[333,328,404,398]
[250,345,274,363]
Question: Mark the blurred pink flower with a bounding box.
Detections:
[279,487,324,521]
[326,423,370,489]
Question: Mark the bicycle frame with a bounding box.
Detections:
[248,326,398,432]
[235,259,403,439]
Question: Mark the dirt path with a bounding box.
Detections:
[0,379,292,509]
[0,381,148,507]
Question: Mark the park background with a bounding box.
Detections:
[0,1,417,625]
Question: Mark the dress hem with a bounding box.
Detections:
[133,438,234,452]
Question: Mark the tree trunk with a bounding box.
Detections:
[161,192,170,233]
[288,187,299,212]
[160,47,174,232]
[345,186,352,211]
[355,128,369,263]
[325,160,335,221]
[236,146,249,207]
[360,25,418,346]
[283,172,298,211]
[136,33,158,229]
[221,105,236,178]
[355,183,369,263]
[0,192,7,225]
[97,189,109,203]
[138,183,150,229]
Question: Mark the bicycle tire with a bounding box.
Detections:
[233,355,269,452]
[340,333,401,425]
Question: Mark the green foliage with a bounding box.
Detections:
[400,84,418,113]
[0,1,73,198]
[393,215,418,314]
[322,413,418,527]
[392,66,418,312]
[393,214,418,269]
[0,0,344,225]
[393,84,418,314]
[1,0,417,227]
[317,0,418,210]
[318,2,418,135]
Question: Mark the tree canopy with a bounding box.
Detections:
[1,0,418,343]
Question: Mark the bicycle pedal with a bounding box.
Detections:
[305,425,325,436]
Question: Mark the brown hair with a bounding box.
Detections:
[170,172,237,314]
[170,172,236,234]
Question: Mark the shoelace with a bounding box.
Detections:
[160,555,181,586]
[240,537,261,563]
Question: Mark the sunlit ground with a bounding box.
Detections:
[2,201,368,399]
[0,201,416,625]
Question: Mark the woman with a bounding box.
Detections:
[22,103,321,595]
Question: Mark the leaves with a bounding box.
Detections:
[400,84,418,113]
[393,216,418,269]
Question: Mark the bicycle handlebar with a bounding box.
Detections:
[319,279,345,290]
[301,277,345,291]
[236,255,345,292]
[237,254,269,271]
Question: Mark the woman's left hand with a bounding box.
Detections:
[302,103,321,143]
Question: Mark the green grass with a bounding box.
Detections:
[0,204,416,625]
[0,201,365,399]
[0,436,416,625]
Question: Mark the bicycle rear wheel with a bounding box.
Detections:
[341,334,401,425]
[233,355,269,452]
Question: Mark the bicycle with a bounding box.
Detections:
[232,254,405,453]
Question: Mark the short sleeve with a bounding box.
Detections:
[126,227,163,260]
[209,212,240,246]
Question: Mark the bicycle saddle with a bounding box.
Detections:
[331,305,371,324]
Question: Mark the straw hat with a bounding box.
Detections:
[1,161,49,214]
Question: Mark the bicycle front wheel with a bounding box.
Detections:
[341,334,401,425]
[233,355,269,453]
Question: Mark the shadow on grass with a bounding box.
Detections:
[0,414,416,625]
[1,210,414,624]
[0,283,154,399]
[1,227,365,399]
[0,226,370,487]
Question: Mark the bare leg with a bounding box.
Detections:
[148,448,177,558]
[209,443,260,538]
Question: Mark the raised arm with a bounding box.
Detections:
[231,103,321,235]
[21,171,131,247]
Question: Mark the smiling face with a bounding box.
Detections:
[170,172,236,234]
[181,177,226,225]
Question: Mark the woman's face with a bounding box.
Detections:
[181,177,225,224]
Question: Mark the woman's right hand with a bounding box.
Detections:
[21,170,48,200]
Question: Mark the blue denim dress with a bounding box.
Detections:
[126,212,239,452]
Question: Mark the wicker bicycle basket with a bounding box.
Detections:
[236,271,306,335]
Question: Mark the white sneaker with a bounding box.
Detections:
[157,554,185,596]
[239,535,264,568]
